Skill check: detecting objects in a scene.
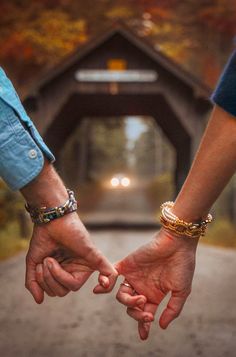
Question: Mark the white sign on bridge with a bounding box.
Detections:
[75,69,158,82]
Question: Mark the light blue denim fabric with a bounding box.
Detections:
[0,67,55,191]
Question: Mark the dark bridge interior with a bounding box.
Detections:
[45,93,191,192]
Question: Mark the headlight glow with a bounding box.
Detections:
[111,177,119,187]
[121,177,130,187]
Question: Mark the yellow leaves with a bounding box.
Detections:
[19,10,88,65]
[106,6,134,19]
[0,0,234,89]
[148,21,196,63]
[157,42,189,63]
[150,23,173,36]
[1,9,88,66]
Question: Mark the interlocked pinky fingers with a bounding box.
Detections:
[126,307,154,323]
[44,258,88,292]
[116,282,146,308]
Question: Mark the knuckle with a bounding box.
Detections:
[36,272,43,282]
[44,271,50,280]
[57,290,68,297]
[46,292,54,297]
[101,287,112,294]
[174,310,180,318]
[43,270,51,282]
[181,287,192,297]
[126,309,131,317]
[168,305,179,318]
[47,289,56,297]
[71,285,80,292]
[95,256,104,268]
[126,307,132,316]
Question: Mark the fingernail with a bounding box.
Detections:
[143,322,151,331]
[36,265,42,274]
[101,281,107,288]
[47,261,53,270]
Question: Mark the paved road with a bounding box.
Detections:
[82,187,159,227]
[0,230,236,357]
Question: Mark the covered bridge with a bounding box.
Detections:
[24,23,212,192]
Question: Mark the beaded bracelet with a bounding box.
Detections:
[160,201,213,238]
[25,189,77,224]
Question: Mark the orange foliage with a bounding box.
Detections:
[199,3,236,36]
[0,0,234,89]
[3,33,34,61]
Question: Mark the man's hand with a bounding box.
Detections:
[25,213,118,303]
[115,228,197,340]
[21,161,118,303]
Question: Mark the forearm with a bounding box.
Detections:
[172,105,236,221]
[20,160,68,207]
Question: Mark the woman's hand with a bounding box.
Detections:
[115,228,198,340]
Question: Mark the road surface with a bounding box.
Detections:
[82,186,159,228]
[0,230,236,357]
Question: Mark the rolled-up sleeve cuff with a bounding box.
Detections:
[28,122,55,163]
[0,114,55,191]
[0,131,46,191]
[0,72,55,190]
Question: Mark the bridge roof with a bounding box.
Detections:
[28,22,211,98]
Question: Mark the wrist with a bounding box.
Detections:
[41,211,90,245]
[26,189,77,225]
[21,160,68,207]
[160,201,212,239]
[158,227,199,250]
[171,202,207,223]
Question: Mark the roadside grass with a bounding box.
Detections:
[146,173,174,211]
[0,221,29,261]
[203,218,236,249]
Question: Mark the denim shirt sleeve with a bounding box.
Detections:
[0,67,55,191]
[211,50,236,118]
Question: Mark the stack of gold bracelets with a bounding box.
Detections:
[160,201,213,239]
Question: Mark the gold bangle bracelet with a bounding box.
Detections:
[160,201,213,238]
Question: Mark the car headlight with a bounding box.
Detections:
[111,177,120,187]
[121,177,130,187]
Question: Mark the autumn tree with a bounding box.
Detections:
[0,0,235,90]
